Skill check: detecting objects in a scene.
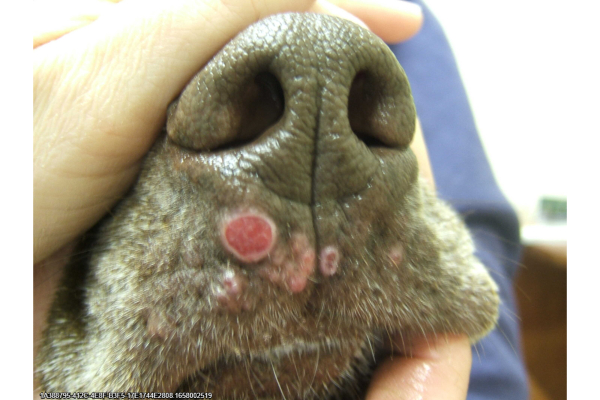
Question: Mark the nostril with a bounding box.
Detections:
[218,71,285,151]
[238,72,285,143]
[199,72,285,151]
[167,70,285,153]
[348,71,389,148]
[348,70,412,149]
[348,72,370,144]
[354,133,388,148]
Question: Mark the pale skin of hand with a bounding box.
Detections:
[33,1,470,398]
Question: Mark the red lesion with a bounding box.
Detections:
[222,212,276,262]
[220,211,320,294]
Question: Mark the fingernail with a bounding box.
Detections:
[397,1,423,17]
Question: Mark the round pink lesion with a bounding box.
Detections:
[388,244,404,266]
[220,210,277,263]
[222,270,246,296]
[287,273,308,293]
[215,270,250,313]
[319,246,340,277]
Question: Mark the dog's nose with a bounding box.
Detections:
[167,13,415,205]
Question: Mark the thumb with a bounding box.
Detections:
[367,335,472,400]
[34,0,317,262]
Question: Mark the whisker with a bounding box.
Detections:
[243,358,258,399]
[271,360,287,400]
[308,345,320,392]
[366,335,376,363]
[472,341,482,363]
[497,325,519,357]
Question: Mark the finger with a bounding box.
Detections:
[33,0,123,48]
[367,335,472,400]
[411,118,436,189]
[308,0,369,30]
[34,0,318,263]
[328,0,423,43]
[33,0,423,49]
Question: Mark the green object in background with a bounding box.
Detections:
[539,197,567,222]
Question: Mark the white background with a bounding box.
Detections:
[423,0,595,241]
[421,3,596,395]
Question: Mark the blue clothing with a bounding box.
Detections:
[388,2,529,399]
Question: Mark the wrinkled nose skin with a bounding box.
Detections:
[167,13,416,206]
[37,13,499,399]
[166,12,420,288]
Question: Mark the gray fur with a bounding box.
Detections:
[36,13,499,398]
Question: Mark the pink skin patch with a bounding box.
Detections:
[221,211,276,263]
[319,246,339,277]
[222,271,245,297]
[388,244,404,266]
[215,270,250,313]
[258,233,316,293]
[287,272,308,293]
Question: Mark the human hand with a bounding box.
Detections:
[34,1,468,399]
[368,334,472,400]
